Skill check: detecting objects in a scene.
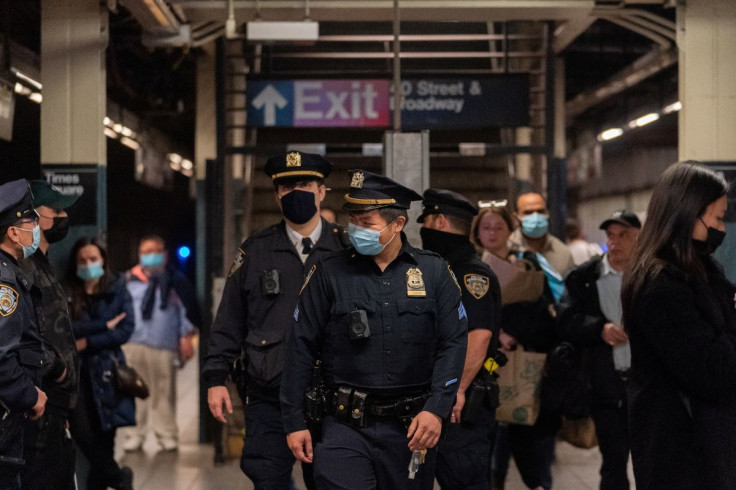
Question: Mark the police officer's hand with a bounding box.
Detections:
[601,322,628,347]
[207,386,233,423]
[451,390,465,424]
[286,430,313,463]
[407,411,442,451]
[30,387,47,421]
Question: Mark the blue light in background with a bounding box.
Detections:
[177,246,191,260]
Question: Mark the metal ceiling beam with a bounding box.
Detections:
[171,0,596,23]
[566,46,678,120]
[268,51,544,59]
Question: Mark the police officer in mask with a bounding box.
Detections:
[19,180,80,489]
[0,179,48,489]
[203,151,348,489]
[418,189,502,490]
[281,171,468,489]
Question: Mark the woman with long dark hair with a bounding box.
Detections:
[65,237,135,490]
[622,161,736,489]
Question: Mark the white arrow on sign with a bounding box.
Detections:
[251,85,288,126]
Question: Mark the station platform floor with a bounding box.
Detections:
[119,351,635,489]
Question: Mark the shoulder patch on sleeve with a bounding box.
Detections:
[300,264,317,294]
[447,264,461,293]
[463,274,490,300]
[228,248,246,277]
[0,285,19,316]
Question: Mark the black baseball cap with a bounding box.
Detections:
[30,180,81,209]
[599,210,642,230]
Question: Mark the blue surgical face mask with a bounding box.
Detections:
[77,261,104,281]
[140,253,166,268]
[14,223,41,258]
[348,222,396,256]
[520,213,549,239]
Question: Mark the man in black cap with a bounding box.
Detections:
[0,179,48,489]
[18,180,80,489]
[558,210,642,490]
[203,151,348,489]
[281,170,468,489]
[418,188,502,490]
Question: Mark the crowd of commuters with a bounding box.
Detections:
[1,158,735,490]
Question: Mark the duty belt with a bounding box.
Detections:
[326,386,429,428]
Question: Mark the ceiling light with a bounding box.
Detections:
[104,127,119,139]
[120,136,140,150]
[633,113,659,127]
[120,126,134,138]
[14,70,41,90]
[181,159,193,170]
[598,128,624,141]
[168,153,182,164]
[104,117,112,127]
[663,101,682,114]
[112,123,123,133]
[246,21,320,42]
[29,93,42,104]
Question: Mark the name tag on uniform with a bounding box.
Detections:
[406,267,426,297]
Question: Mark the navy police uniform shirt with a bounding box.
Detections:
[0,248,45,413]
[281,234,468,433]
[448,241,501,348]
[202,219,348,401]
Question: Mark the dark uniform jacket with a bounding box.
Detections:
[281,235,468,433]
[627,257,736,489]
[20,250,79,412]
[446,242,501,358]
[0,249,45,415]
[202,219,348,402]
[557,255,626,408]
[71,275,136,432]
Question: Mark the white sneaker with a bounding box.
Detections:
[159,438,178,452]
[123,437,142,452]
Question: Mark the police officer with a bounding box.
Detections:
[281,170,468,489]
[19,180,80,490]
[203,151,347,489]
[0,179,48,489]
[418,189,501,490]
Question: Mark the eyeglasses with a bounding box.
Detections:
[478,199,508,209]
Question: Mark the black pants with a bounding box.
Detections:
[592,401,630,490]
[69,371,124,490]
[314,415,436,490]
[435,403,495,490]
[21,409,76,490]
[241,398,315,490]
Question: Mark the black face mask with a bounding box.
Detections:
[695,218,726,254]
[280,189,317,225]
[420,226,469,258]
[44,217,70,244]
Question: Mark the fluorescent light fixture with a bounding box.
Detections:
[14,83,30,96]
[362,143,383,157]
[459,143,486,157]
[169,160,181,171]
[14,70,41,90]
[104,127,119,139]
[663,101,682,114]
[104,117,112,127]
[29,92,42,104]
[112,123,123,133]
[246,21,319,42]
[120,126,134,138]
[181,168,194,177]
[168,153,182,164]
[120,136,140,150]
[598,128,624,141]
[181,159,193,170]
[633,113,659,127]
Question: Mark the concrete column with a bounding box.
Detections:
[41,0,108,271]
[678,0,736,160]
[383,131,430,247]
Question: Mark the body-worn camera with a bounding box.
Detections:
[348,310,370,340]
[261,269,281,295]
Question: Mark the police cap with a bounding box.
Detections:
[0,179,34,228]
[30,180,81,209]
[343,170,422,211]
[599,210,641,230]
[417,188,478,223]
[264,151,333,184]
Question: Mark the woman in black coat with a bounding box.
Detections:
[622,161,736,489]
[66,237,136,490]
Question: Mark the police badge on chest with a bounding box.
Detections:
[406,267,426,297]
